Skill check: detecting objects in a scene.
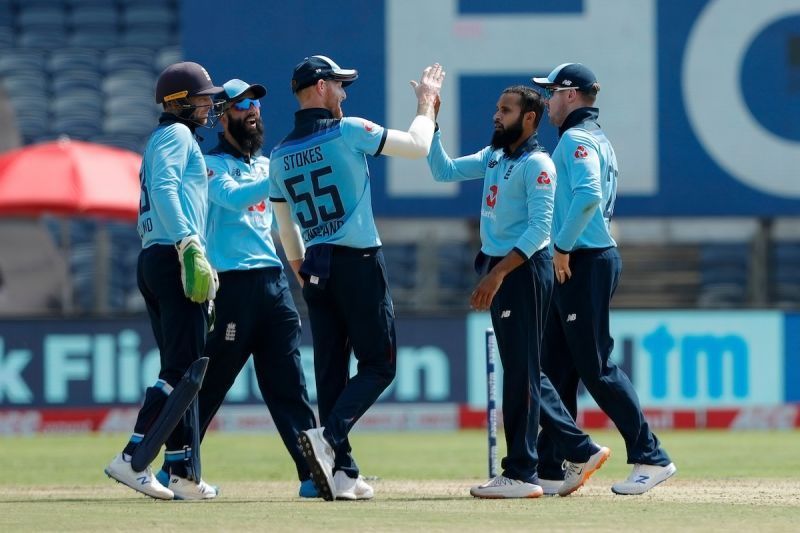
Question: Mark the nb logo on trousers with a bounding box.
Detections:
[566,313,577,322]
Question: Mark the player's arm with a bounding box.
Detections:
[516,155,555,257]
[553,132,602,253]
[206,156,271,210]
[148,126,195,242]
[267,160,305,286]
[273,201,305,286]
[427,129,490,182]
[149,126,214,302]
[379,63,446,158]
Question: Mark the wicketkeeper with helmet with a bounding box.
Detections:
[104,61,224,500]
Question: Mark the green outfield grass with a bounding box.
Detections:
[1,429,799,532]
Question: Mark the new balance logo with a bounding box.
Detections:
[225,322,237,342]
[635,475,650,484]
[501,310,511,318]
[566,314,577,322]
[137,475,148,486]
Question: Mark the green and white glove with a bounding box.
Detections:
[176,235,214,303]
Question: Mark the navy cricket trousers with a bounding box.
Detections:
[537,247,670,480]
[302,246,397,479]
[487,249,596,483]
[134,244,208,452]
[198,267,317,482]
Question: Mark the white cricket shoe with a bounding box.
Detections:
[169,475,218,500]
[538,478,563,496]
[470,475,543,499]
[104,453,174,500]
[299,427,336,501]
[559,446,611,496]
[333,471,374,500]
[611,462,677,495]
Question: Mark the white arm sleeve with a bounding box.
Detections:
[273,201,305,261]
[380,115,435,158]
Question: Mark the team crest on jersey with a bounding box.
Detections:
[574,145,589,159]
[248,201,266,213]
[207,168,214,177]
[363,120,375,132]
[485,185,498,208]
[536,171,552,189]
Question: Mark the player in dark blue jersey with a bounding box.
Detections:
[269,55,444,501]
[532,63,676,495]
[427,85,610,498]
[105,62,224,500]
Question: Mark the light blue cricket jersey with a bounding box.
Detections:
[551,107,618,252]
[268,108,386,249]
[204,134,281,272]
[427,130,555,258]
[137,115,208,249]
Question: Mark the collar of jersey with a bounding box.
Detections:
[503,132,546,160]
[158,112,198,133]
[558,107,600,137]
[272,108,342,154]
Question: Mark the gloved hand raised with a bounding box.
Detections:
[176,235,214,303]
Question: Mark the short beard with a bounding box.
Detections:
[490,114,524,151]
[228,114,264,155]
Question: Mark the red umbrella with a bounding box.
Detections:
[0,138,142,221]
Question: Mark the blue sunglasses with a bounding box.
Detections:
[232,98,261,111]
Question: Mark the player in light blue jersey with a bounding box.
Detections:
[270,55,445,501]
[533,63,675,495]
[105,62,224,501]
[153,79,319,499]
[427,85,609,498]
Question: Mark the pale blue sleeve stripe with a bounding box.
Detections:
[149,128,192,242]
[427,130,488,182]
[515,158,554,257]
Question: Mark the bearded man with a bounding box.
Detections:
[155,78,320,499]
[425,85,610,499]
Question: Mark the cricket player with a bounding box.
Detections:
[532,63,676,495]
[269,56,444,501]
[153,78,319,498]
[104,62,223,500]
[426,85,609,498]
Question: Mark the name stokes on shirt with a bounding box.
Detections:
[281,145,346,242]
[283,146,324,171]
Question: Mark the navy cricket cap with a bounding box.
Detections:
[155,61,224,104]
[531,63,597,91]
[220,79,267,102]
[291,55,358,93]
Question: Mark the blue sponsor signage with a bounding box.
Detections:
[0,317,466,407]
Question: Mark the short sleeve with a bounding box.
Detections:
[340,117,387,156]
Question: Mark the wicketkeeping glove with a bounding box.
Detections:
[176,235,214,303]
